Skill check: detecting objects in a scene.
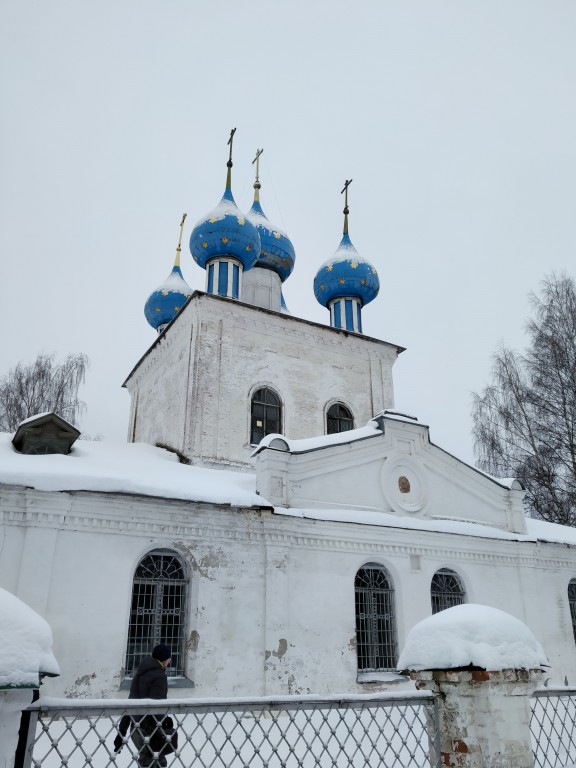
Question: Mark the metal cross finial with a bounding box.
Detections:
[341,178,353,214]
[227,128,237,165]
[252,148,264,182]
[175,213,187,267]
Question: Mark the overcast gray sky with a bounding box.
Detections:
[1,0,575,465]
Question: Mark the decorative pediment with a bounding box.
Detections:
[254,411,527,535]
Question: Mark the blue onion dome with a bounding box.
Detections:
[314,181,379,308]
[144,263,192,331]
[314,232,379,307]
[189,132,260,273]
[246,179,295,283]
[145,213,192,332]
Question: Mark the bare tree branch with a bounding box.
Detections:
[0,353,88,432]
[472,273,576,526]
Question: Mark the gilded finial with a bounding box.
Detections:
[252,148,263,201]
[341,179,353,235]
[174,213,187,268]
[226,127,237,189]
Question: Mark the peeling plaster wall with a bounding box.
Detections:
[125,293,399,468]
[2,485,576,700]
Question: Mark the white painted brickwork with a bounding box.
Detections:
[1,484,575,700]
[125,293,400,468]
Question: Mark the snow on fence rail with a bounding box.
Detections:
[20,692,441,768]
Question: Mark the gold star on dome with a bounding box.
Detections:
[339,278,345,284]
[174,306,181,312]
[246,245,251,251]
[209,217,219,224]
[202,242,208,248]
[319,284,325,291]
[260,250,266,255]
[273,232,281,239]
[361,278,366,285]
[155,307,160,313]
[161,291,168,296]
[281,258,287,263]
[326,264,333,272]
[222,237,229,244]
[350,261,358,269]
[237,218,245,226]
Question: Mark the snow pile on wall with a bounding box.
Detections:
[0,588,60,688]
[397,604,549,672]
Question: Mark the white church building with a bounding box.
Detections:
[2,137,576,699]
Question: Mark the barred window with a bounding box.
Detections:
[431,568,466,614]
[327,403,354,434]
[568,579,576,644]
[355,564,397,671]
[250,388,281,445]
[125,550,188,677]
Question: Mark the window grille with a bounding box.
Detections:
[327,402,354,434]
[355,564,398,671]
[250,388,281,444]
[568,579,576,644]
[430,568,466,614]
[125,550,188,678]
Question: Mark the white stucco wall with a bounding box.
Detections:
[124,293,401,468]
[2,484,576,700]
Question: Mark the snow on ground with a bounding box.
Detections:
[0,587,59,687]
[397,604,549,672]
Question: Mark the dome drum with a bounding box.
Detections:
[329,297,363,334]
[206,256,243,299]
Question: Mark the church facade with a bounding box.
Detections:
[2,137,576,700]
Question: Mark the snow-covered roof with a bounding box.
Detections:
[0,434,266,508]
[0,588,60,688]
[1,432,575,546]
[397,604,549,672]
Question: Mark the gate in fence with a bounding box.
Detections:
[20,692,441,768]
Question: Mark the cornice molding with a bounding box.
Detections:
[2,487,574,571]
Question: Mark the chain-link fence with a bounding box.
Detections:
[532,687,576,768]
[21,693,441,768]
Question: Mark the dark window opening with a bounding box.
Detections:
[569,579,576,644]
[327,403,353,434]
[125,550,188,677]
[431,568,466,614]
[355,564,397,671]
[250,388,281,444]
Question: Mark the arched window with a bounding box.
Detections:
[431,568,466,614]
[250,388,281,444]
[355,564,397,671]
[568,579,576,644]
[125,550,188,677]
[327,402,354,434]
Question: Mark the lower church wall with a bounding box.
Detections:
[1,486,575,699]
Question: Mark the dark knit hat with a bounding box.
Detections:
[152,644,172,662]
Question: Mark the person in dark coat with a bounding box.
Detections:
[114,644,173,768]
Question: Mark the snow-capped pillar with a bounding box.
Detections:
[410,668,542,768]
